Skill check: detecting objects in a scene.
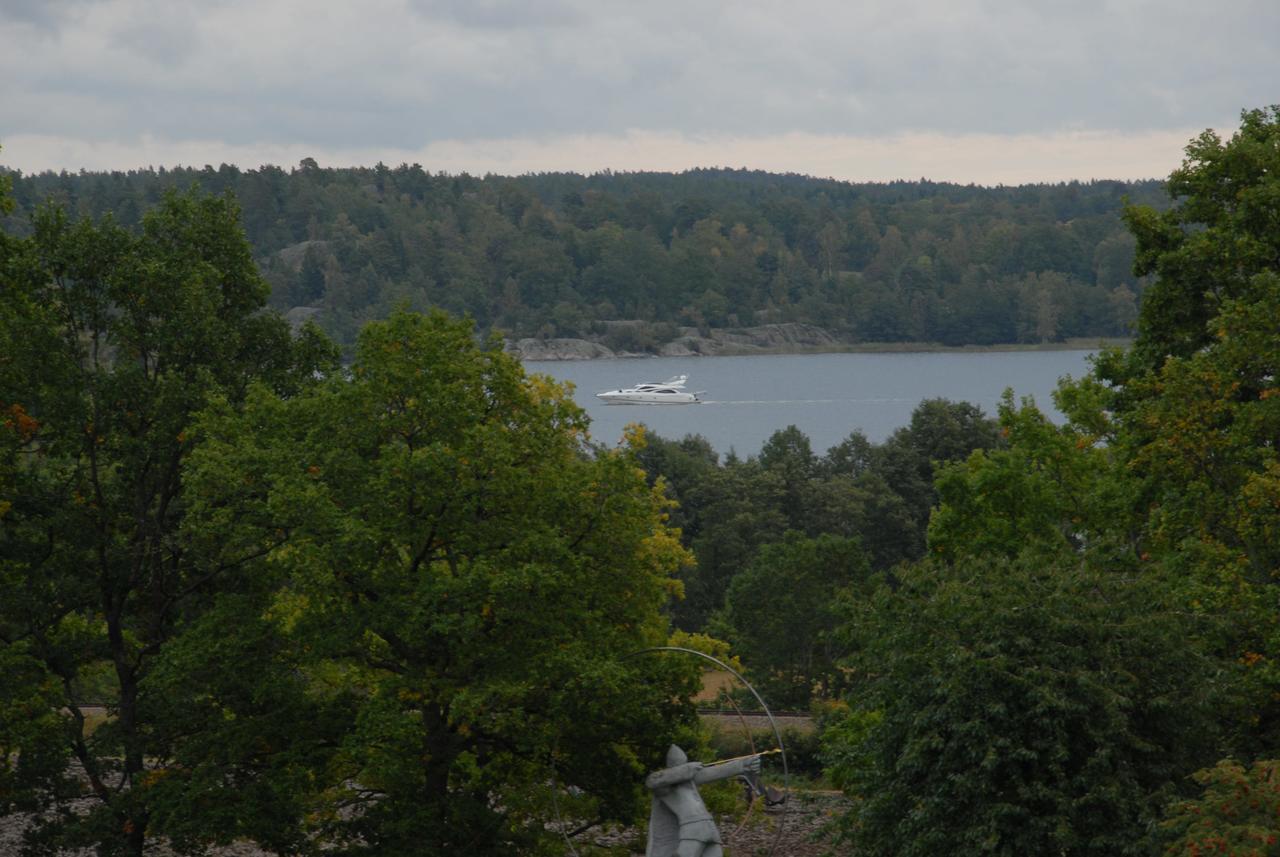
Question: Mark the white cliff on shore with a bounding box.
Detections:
[504,337,619,360]
[505,323,842,361]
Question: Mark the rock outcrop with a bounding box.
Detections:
[284,305,323,332]
[505,323,844,361]
[505,338,618,360]
[273,240,330,271]
[659,323,839,357]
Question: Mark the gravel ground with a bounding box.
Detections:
[2,790,847,856]
[708,790,845,857]
[0,807,264,857]
[573,789,847,856]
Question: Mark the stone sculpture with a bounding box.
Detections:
[644,744,763,857]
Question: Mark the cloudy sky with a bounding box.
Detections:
[1,0,1275,184]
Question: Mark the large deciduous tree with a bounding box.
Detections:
[0,189,336,856]
[185,309,697,854]
[825,558,1219,857]
[1101,106,1280,752]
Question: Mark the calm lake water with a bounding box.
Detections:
[524,350,1096,457]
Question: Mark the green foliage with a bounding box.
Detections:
[671,456,789,630]
[827,556,1221,857]
[3,166,1163,350]
[928,389,1126,563]
[0,188,337,856]
[640,400,1000,633]
[1159,759,1280,856]
[1094,107,1280,755]
[137,592,355,856]
[1122,106,1280,373]
[1122,272,1280,568]
[607,107,1280,854]
[716,533,871,708]
[185,310,698,854]
[0,643,72,815]
[705,720,826,780]
[818,107,1280,856]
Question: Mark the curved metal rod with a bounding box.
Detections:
[722,683,759,841]
[626,646,790,857]
[548,749,582,857]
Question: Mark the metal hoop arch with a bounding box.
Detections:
[626,646,790,857]
[549,646,791,857]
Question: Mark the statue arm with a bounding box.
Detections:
[694,754,761,784]
[645,762,702,789]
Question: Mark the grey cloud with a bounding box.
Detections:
[0,0,107,29]
[2,0,1277,161]
[114,15,199,67]
[0,0,60,28]
[409,0,584,30]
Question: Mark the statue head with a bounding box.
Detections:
[665,744,687,767]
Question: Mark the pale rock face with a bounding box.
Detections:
[507,323,842,360]
[506,338,618,360]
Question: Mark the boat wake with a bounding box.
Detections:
[700,397,918,405]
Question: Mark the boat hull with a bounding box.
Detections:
[595,393,698,405]
[594,375,701,405]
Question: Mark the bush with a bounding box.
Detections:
[705,719,825,779]
[1159,759,1280,856]
[826,556,1221,856]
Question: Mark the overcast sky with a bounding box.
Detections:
[1,0,1275,184]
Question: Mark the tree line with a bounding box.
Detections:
[0,162,1164,352]
[3,105,1279,856]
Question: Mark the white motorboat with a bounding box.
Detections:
[595,375,703,405]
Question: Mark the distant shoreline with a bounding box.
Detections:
[788,337,1131,353]
[513,333,1130,362]
[702,337,1130,355]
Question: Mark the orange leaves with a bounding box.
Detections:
[138,769,169,788]
[1163,759,1280,856]
[2,402,39,441]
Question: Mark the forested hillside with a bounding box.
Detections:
[0,164,1163,350]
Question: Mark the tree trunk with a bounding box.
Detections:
[111,612,149,857]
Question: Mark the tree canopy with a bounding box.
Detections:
[827,557,1219,857]
[0,166,1161,351]
[0,188,336,855]
[185,309,698,853]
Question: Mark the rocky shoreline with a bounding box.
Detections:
[504,323,1127,361]
[505,322,844,361]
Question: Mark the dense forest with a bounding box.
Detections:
[3,106,1280,857]
[0,163,1164,351]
